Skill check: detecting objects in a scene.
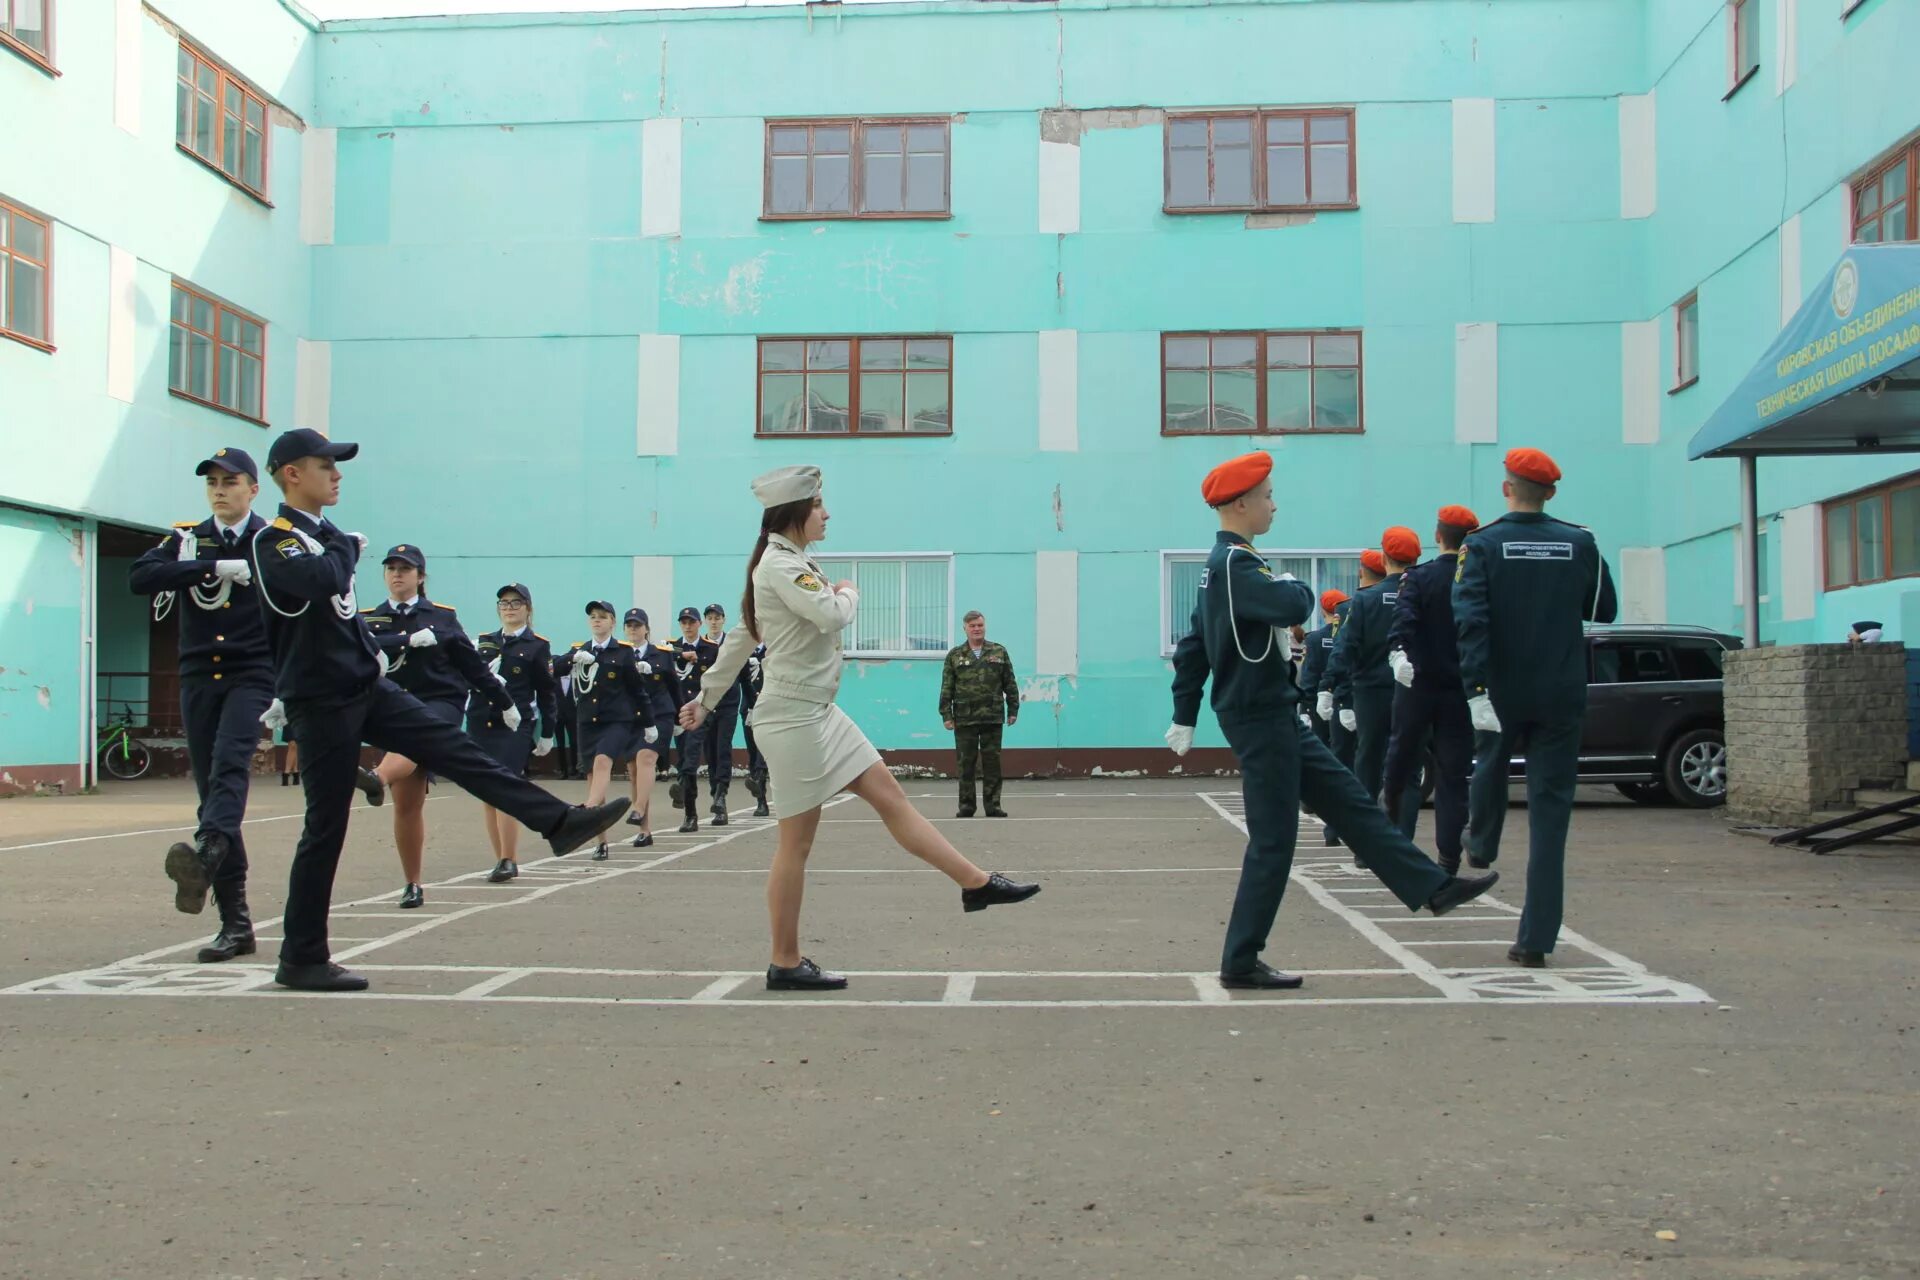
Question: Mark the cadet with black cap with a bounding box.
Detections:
[129,446,278,962]
[740,639,771,817]
[566,599,649,859]
[248,429,628,991]
[473,582,557,882]
[620,606,683,848]
[668,605,718,832]
[1166,452,1498,991]
[698,601,751,826]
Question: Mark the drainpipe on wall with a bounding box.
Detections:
[1740,457,1761,649]
[80,521,98,790]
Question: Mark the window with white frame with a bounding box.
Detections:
[1162,550,1363,654]
[813,554,952,657]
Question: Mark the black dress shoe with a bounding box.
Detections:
[197,928,256,963]
[274,961,369,992]
[625,810,646,827]
[591,843,609,861]
[1427,870,1499,916]
[985,807,1009,818]
[956,806,976,819]
[280,772,293,787]
[1468,856,1494,870]
[165,841,210,915]
[711,807,729,827]
[399,883,424,909]
[961,872,1041,913]
[355,768,386,807]
[766,958,848,991]
[630,831,653,848]
[1219,961,1304,990]
[488,859,516,883]
[1323,825,1343,848]
[546,799,630,857]
[678,814,699,834]
[1508,945,1547,968]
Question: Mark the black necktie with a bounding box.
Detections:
[397,603,412,618]
[221,529,238,551]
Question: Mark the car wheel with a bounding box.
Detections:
[1662,729,1727,808]
[1614,781,1672,806]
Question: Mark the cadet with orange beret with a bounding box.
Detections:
[1326,526,1424,826]
[1168,453,1497,990]
[1454,447,1618,968]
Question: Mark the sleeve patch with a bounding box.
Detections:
[275,538,306,559]
[795,572,825,593]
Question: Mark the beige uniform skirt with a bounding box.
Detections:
[749,692,882,815]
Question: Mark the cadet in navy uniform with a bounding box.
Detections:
[1296,589,1348,848]
[130,447,277,962]
[741,641,771,817]
[567,601,649,859]
[698,602,750,827]
[472,583,557,883]
[1316,551,1380,783]
[668,606,717,832]
[1454,447,1618,968]
[1166,453,1498,989]
[619,607,682,849]
[248,430,627,991]
[1326,527,1425,833]
[1380,505,1480,873]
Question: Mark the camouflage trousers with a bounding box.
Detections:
[954,722,1004,810]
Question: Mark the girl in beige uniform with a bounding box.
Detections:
[681,465,1040,990]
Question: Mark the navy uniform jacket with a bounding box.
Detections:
[364,598,511,715]
[1327,573,1404,703]
[675,636,731,709]
[1297,620,1338,696]
[1171,531,1316,723]
[248,506,383,702]
[567,638,643,729]
[1454,511,1619,719]
[634,642,684,724]
[741,643,768,713]
[1314,599,1353,697]
[471,628,557,736]
[1388,553,1465,691]
[129,514,271,679]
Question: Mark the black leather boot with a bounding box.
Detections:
[711,783,729,827]
[678,777,699,833]
[752,770,770,817]
[198,882,256,963]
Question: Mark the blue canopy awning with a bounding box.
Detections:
[1688,244,1920,461]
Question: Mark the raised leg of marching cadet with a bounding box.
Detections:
[1217,715,1304,985]
[705,704,737,825]
[954,724,981,817]
[1294,719,1458,912]
[1465,726,1514,869]
[1510,716,1582,964]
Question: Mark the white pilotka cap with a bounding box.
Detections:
[752,465,822,508]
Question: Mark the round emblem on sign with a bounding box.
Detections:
[1832,258,1860,321]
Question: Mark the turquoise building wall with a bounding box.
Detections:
[3,0,1919,782]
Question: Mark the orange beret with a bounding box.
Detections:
[1319,589,1348,614]
[1381,526,1421,564]
[1201,451,1274,506]
[1360,549,1386,575]
[1505,447,1561,486]
[1437,504,1479,529]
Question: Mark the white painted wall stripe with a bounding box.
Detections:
[106,247,137,404]
[1779,213,1803,326]
[1618,92,1656,220]
[1037,329,1078,453]
[113,0,142,136]
[1780,504,1818,621]
[632,555,673,619]
[1775,0,1798,95]
[636,334,680,456]
[1453,322,1498,444]
[640,119,683,239]
[1619,547,1668,624]
[1035,550,1078,677]
[1620,318,1661,446]
[299,128,337,246]
[1037,138,1081,235]
[294,339,331,435]
[1451,98,1495,224]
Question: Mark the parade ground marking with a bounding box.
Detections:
[4,787,1708,1009]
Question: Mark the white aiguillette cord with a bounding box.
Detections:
[1221,544,1279,665]
[252,524,358,621]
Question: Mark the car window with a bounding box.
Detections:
[1671,640,1725,680]
[1592,642,1677,683]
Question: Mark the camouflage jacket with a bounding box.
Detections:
[939,641,1019,725]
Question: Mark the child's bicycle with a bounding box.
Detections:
[97,706,152,781]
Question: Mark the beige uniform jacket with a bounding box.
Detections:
[701,532,858,711]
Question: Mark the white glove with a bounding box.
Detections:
[636,660,652,676]
[533,736,554,757]
[260,699,287,730]
[376,650,390,676]
[644,726,660,745]
[571,648,595,668]
[1164,724,1194,757]
[1339,709,1358,732]
[487,656,503,677]
[1300,713,1313,729]
[492,669,508,687]
[1469,693,1502,734]
[1276,571,1298,581]
[1316,690,1335,722]
[344,532,368,556]
[502,704,522,731]
[213,559,252,587]
[1389,649,1415,688]
[407,628,438,649]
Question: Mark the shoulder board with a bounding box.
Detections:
[271,517,292,531]
[360,607,377,614]
[534,633,548,642]
[570,641,585,650]
[172,520,198,529]
[656,643,675,654]
[615,640,633,649]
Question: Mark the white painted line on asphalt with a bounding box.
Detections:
[0,798,428,853]
[690,975,752,1003]
[456,967,534,999]
[942,973,977,1005]
[1189,975,1231,1004]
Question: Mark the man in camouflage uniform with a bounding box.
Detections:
[939,610,1020,818]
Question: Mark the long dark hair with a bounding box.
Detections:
[741,498,817,640]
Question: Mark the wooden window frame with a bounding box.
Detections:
[754,335,954,439]
[168,279,268,426]
[1822,472,1920,591]
[0,0,55,75]
[1850,137,1918,245]
[0,195,54,352]
[1161,548,1364,655]
[1163,107,1358,215]
[175,42,272,205]
[1724,0,1760,100]
[1672,292,1700,393]
[1159,329,1365,437]
[761,118,952,222]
